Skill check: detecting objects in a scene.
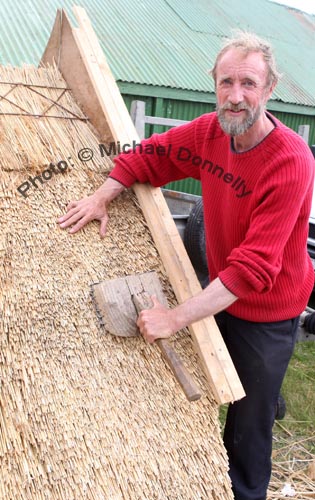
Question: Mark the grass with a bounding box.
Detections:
[280,340,315,447]
[219,340,315,437]
[219,339,315,498]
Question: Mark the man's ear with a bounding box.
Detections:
[266,81,277,101]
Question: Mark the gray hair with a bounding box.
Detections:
[211,31,281,88]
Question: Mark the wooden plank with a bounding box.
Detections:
[41,5,245,404]
[298,124,310,143]
[130,100,146,139]
[72,5,244,404]
[40,9,113,143]
[91,277,139,337]
[145,115,189,127]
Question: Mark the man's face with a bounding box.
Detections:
[215,48,272,136]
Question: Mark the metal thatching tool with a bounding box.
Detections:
[91,271,201,402]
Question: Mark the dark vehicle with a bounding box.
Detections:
[308,146,315,264]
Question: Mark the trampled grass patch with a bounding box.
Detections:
[281,340,315,444]
[219,340,315,498]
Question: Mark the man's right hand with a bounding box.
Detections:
[57,177,125,237]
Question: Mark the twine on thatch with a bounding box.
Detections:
[0,72,88,120]
[0,63,233,499]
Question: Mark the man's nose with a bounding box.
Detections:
[229,83,244,104]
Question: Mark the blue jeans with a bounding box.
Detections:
[215,311,299,500]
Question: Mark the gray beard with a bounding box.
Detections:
[216,102,264,136]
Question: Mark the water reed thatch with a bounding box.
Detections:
[0,63,233,499]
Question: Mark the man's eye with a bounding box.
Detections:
[221,79,232,85]
[243,80,255,87]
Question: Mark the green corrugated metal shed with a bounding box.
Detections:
[0,0,315,194]
[1,0,315,107]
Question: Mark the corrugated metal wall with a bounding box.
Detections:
[122,94,211,194]
[271,111,315,146]
[122,94,315,195]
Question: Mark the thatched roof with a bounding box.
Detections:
[0,63,233,499]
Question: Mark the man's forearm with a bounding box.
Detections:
[95,177,126,204]
[170,277,237,331]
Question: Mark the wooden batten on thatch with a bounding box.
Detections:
[0,6,241,499]
[40,5,244,406]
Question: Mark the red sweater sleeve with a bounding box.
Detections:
[109,117,206,187]
[218,148,314,298]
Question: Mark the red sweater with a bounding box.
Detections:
[110,112,315,321]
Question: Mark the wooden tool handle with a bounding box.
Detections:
[155,338,201,402]
[132,294,201,402]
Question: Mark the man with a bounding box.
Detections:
[58,32,314,500]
